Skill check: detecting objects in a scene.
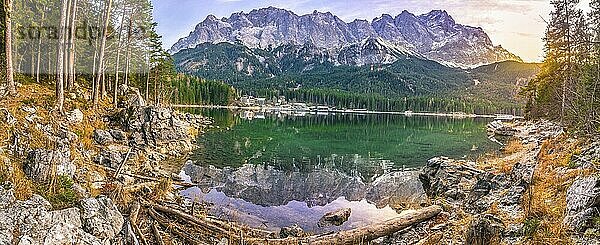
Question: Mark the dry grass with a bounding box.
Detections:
[477,141,534,175]
[0,153,34,200]
[521,136,593,244]
[151,178,174,201]
[504,140,524,154]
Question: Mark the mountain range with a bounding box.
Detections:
[169,7,522,68]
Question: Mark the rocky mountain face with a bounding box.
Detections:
[169,7,521,68]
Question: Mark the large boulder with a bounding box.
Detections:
[419,157,482,201]
[0,185,102,245]
[365,170,428,209]
[93,145,126,169]
[24,148,75,182]
[487,120,518,137]
[80,196,124,242]
[121,106,198,156]
[564,176,600,231]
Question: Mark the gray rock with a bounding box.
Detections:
[93,146,125,169]
[0,108,16,126]
[80,196,124,242]
[465,214,505,245]
[279,224,304,238]
[0,185,103,245]
[125,87,146,107]
[24,148,75,182]
[93,129,114,145]
[564,176,600,231]
[109,129,127,141]
[67,109,84,124]
[318,208,351,227]
[419,157,482,201]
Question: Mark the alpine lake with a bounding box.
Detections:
[174,109,499,234]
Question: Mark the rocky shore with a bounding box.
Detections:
[1,85,599,244]
[0,88,214,244]
[376,120,600,244]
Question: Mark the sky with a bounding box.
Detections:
[152,0,592,62]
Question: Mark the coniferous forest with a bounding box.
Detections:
[523,0,600,133]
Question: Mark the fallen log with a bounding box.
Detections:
[307,205,443,244]
[114,148,133,178]
[148,208,208,245]
[129,202,148,245]
[147,203,233,236]
[255,205,443,245]
[151,221,165,245]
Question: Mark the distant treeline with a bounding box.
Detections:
[171,74,237,105]
[252,88,523,115]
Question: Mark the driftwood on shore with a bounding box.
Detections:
[260,205,443,245]
[139,201,442,245]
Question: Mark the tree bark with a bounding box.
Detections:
[56,0,70,112]
[36,11,45,84]
[67,0,78,91]
[4,0,16,95]
[114,5,128,107]
[124,14,134,88]
[93,0,113,106]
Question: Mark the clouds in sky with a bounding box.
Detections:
[152,0,592,62]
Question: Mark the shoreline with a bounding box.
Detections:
[172,104,524,120]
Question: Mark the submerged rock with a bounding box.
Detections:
[318,208,351,227]
[564,176,600,231]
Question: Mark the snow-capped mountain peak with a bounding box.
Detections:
[169,7,522,68]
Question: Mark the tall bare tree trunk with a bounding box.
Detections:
[56,0,69,112]
[4,0,16,95]
[114,5,127,107]
[93,0,113,105]
[145,62,150,103]
[67,0,78,91]
[124,14,134,88]
[36,11,45,84]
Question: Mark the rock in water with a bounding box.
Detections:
[465,214,505,245]
[279,224,304,238]
[564,176,600,231]
[80,196,124,242]
[318,208,352,227]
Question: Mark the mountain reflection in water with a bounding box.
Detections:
[178,110,497,233]
[180,161,426,233]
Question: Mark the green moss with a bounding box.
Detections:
[38,175,78,210]
[523,218,540,237]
